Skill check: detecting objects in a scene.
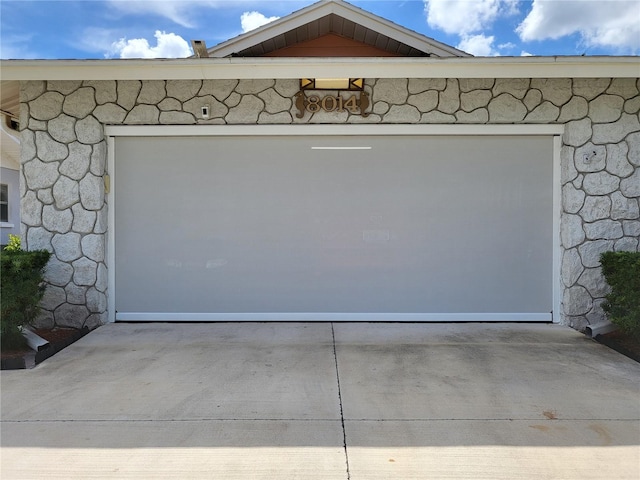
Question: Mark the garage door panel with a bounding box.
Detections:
[115,135,552,320]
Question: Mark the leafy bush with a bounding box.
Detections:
[1,238,51,350]
[600,251,640,339]
[4,233,22,252]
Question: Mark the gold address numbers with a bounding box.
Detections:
[295,91,370,118]
[306,94,358,113]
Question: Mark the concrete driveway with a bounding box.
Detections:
[1,322,639,479]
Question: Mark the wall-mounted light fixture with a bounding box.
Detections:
[300,78,364,91]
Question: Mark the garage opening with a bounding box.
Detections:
[114,134,553,321]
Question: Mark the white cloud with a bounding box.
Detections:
[0,34,38,59]
[240,11,280,33]
[107,0,264,28]
[424,0,518,35]
[457,34,498,56]
[517,0,640,52]
[107,0,223,28]
[110,31,192,58]
[521,51,534,56]
[78,27,126,55]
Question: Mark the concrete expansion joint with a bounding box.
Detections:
[331,322,351,480]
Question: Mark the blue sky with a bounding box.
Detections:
[1,0,639,59]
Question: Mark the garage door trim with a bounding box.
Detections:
[106,125,563,323]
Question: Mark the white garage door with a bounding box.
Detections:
[114,135,553,321]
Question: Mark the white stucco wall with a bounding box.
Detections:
[19,77,640,330]
[1,167,20,245]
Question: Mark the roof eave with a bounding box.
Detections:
[1,56,639,81]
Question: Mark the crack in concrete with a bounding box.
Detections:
[331,322,351,480]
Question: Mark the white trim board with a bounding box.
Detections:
[552,135,563,324]
[4,57,639,81]
[107,136,116,324]
[116,313,553,322]
[105,124,564,137]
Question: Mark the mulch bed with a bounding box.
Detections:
[1,327,89,370]
[595,330,640,363]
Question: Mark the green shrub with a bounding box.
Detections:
[1,241,51,350]
[600,251,640,339]
[4,233,22,252]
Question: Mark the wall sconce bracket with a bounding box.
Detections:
[300,78,364,91]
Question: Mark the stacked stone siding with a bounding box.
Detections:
[20,77,640,330]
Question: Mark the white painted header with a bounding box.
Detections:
[105,124,565,137]
[2,56,639,81]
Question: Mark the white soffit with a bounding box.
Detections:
[2,56,639,81]
[0,117,20,170]
[0,81,20,118]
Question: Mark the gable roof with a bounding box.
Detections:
[207,0,470,58]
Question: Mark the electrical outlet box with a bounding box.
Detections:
[201,106,210,119]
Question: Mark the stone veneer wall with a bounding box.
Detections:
[20,77,640,330]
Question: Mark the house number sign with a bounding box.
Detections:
[294,91,370,118]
